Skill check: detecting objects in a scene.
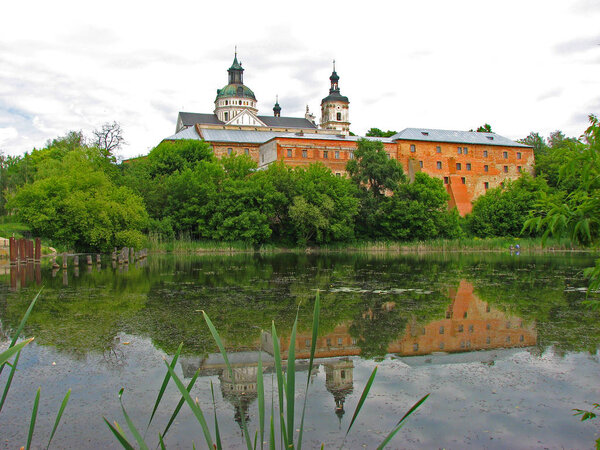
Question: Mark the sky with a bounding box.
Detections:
[1,0,599,159]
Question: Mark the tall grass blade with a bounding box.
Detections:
[210,381,222,450]
[0,337,33,367]
[103,418,135,450]
[270,322,287,449]
[118,388,149,450]
[147,343,183,431]
[47,388,71,449]
[257,350,265,450]
[202,311,252,450]
[26,387,40,450]
[376,393,429,450]
[345,366,378,437]
[286,313,298,446]
[162,369,200,438]
[297,292,321,450]
[158,433,166,450]
[0,349,21,414]
[162,359,214,448]
[269,376,275,450]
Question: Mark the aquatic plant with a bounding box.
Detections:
[105,292,429,448]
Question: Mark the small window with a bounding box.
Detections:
[483,150,488,157]
[456,163,462,170]
[224,112,229,121]
[487,136,494,141]
[484,182,489,189]
[335,173,341,177]
[386,153,391,159]
[484,164,488,172]
[436,146,441,153]
[244,148,249,155]
[458,324,464,332]
[287,149,292,157]
[519,335,524,342]
[419,160,423,168]
[305,339,311,347]
[504,166,509,173]
[444,176,449,184]
[517,152,522,159]
[458,147,462,154]
[352,338,357,345]
[323,150,328,159]
[227,148,233,155]
[439,342,445,349]
[436,161,442,169]
[439,326,445,334]
[464,147,468,154]
[341,370,346,379]
[338,337,343,345]
[468,325,474,333]
[465,163,471,171]
[460,340,465,349]
[503,151,508,159]
[517,166,521,172]
[461,177,466,184]
[463,312,468,318]
[506,336,511,343]
[410,144,416,152]
[326,338,331,346]
[335,150,340,159]
[466,340,471,348]
[413,343,419,351]
[421,131,429,136]
[302,150,307,158]
[349,151,354,159]
[486,305,491,313]
[486,323,491,330]
[336,112,342,121]
[486,337,491,344]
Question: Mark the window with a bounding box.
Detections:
[287,149,292,157]
[503,151,508,159]
[439,326,445,334]
[466,163,471,171]
[484,164,488,172]
[419,160,423,168]
[227,148,233,155]
[413,343,419,352]
[464,147,468,154]
[506,336,511,343]
[335,173,341,177]
[460,340,465,349]
[326,338,331,346]
[421,131,429,136]
[436,161,442,169]
[338,337,343,345]
[486,337,491,344]
[520,335,524,342]
[444,176,449,184]
[341,370,346,379]
[483,150,488,157]
[410,144,416,152]
[486,305,491,312]
[461,177,466,184]
[436,146,441,153]
[323,150,328,159]
[386,153,391,159]
[302,150,307,158]
[439,342,445,349]
[458,324,464,332]
[336,112,342,121]
[244,148,249,155]
[463,312,468,318]
[225,100,229,105]
[486,323,491,330]
[469,325,474,333]
[352,338,357,345]
[335,150,340,159]
[484,182,489,189]
[456,163,462,170]
[224,112,229,121]
[517,152,522,159]
[305,339,310,347]
[349,151,354,159]
[504,165,509,173]
[458,147,463,154]
[517,166,521,172]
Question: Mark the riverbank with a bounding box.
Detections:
[146,236,594,255]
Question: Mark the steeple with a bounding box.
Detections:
[320,59,350,135]
[273,95,281,117]
[228,47,244,84]
[329,59,340,93]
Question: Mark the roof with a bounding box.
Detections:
[178,112,317,129]
[390,128,530,148]
[216,83,256,100]
[164,126,202,140]
[321,92,349,103]
[228,55,243,71]
[199,129,284,144]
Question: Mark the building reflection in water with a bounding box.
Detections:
[179,280,536,424]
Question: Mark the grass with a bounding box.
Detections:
[106,292,429,448]
[0,216,31,239]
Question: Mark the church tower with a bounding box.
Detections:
[214,50,261,125]
[320,61,350,135]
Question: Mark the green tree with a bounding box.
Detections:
[470,124,493,133]
[365,128,397,138]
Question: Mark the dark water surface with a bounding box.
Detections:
[1,252,599,448]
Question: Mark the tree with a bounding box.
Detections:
[92,121,125,160]
[470,124,493,133]
[518,132,548,158]
[365,128,397,138]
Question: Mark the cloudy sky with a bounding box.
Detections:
[1,0,599,158]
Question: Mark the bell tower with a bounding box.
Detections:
[320,60,350,135]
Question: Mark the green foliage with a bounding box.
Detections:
[467,173,548,237]
[475,124,492,133]
[365,128,397,138]
[146,139,214,177]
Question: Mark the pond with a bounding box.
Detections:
[1,252,599,448]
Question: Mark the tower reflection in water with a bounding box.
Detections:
[179,280,536,423]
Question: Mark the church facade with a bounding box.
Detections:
[164,52,533,215]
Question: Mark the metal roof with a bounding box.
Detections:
[178,111,317,129]
[179,112,224,127]
[199,128,285,144]
[390,128,530,148]
[164,126,202,140]
[271,133,394,144]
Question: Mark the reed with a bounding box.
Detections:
[106,292,429,448]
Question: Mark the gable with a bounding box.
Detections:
[226,110,267,127]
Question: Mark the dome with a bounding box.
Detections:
[215,84,256,101]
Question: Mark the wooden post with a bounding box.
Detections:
[9,237,17,264]
[34,238,41,262]
[62,252,68,269]
[18,239,25,264]
[96,254,101,264]
[74,255,79,267]
[52,255,59,269]
[86,255,92,265]
[27,240,34,261]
